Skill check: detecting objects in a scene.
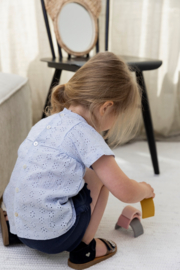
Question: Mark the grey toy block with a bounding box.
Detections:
[130,218,144,238]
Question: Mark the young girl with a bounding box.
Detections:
[1,52,155,269]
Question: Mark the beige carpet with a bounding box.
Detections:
[0,141,180,270]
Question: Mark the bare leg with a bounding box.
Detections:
[82,168,109,257]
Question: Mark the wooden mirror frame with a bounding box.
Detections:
[45,0,101,56]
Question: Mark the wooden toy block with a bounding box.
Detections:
[140,198,155,219]
[115,205,144,238]
[116,205,141,229]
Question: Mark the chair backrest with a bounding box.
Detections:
[40,0,110,59]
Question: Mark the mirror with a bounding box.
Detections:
[57,2,96,55]
[45,0,101,57]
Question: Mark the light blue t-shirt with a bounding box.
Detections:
[3,108,114,240]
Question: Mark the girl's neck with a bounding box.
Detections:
[68,103,116,132]
[68,105,92,127]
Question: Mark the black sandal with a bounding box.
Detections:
[68,238,117,269]
[0,198,22,246]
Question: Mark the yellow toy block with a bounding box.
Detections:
[140,198,155,219]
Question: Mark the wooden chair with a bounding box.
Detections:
[40,0,162,175]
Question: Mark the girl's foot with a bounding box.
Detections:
[68,238,117,269]
[95,238,108,257]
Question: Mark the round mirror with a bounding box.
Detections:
[54,1,98,56]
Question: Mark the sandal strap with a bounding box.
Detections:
[98,238,116,254]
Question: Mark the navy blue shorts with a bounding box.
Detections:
[19,183,92,254]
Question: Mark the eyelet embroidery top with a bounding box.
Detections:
[3,108,114,240]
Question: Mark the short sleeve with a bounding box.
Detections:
[68,122,114,168]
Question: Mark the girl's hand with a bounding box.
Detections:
[140,182,155,199]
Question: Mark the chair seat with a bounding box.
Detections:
[41,55,162,72]
[119,55,162,71]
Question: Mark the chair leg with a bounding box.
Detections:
[135,71,160,175]
[42,69,62,119]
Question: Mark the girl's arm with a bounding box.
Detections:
[92,155,155,203]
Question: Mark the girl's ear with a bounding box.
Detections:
[99,101,114,116]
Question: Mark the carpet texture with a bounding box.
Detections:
[0,141,180,270]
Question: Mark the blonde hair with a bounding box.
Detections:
[46,52,141,146]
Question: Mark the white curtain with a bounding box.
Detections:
[0,0,180,141]
[109,0,180,141]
